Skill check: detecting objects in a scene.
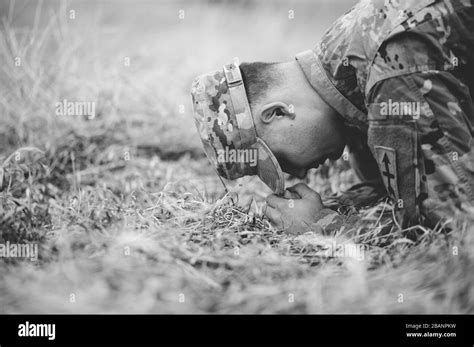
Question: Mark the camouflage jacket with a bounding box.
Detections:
[295,0,474,232]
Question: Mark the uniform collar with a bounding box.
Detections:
[295,49,367,127]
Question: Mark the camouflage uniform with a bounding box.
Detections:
[295,0,474,231]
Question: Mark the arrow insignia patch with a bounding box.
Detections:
[374,146,399,201]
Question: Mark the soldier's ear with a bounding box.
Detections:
[259,102,295,124]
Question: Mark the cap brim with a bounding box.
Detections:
[255,137,285,195]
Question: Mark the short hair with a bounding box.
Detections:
[239,62,279,108]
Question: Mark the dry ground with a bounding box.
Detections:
[0,0,473,314]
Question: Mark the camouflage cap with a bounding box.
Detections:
[191,63,285,195]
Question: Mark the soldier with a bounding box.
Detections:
[191,0,474,235]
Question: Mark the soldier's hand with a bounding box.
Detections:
[264,183,324,234]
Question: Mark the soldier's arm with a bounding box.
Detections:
[367,71,474,229]
[345,128,384,186]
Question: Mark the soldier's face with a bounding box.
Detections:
[254,88,346,179]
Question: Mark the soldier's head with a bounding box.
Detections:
[239,61,346,178]
[191,61,346,195]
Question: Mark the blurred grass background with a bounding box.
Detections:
[0,0,357,155]
[0,0,473,314]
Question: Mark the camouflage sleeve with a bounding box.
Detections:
[345,128,385,186]
[367,71,474,229]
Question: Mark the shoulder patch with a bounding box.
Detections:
[374,146,399,201]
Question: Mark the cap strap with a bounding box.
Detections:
[223,63,257,146]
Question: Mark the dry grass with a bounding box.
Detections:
[0,0,473,314]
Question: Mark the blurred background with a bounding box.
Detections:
[0,0,358,199]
